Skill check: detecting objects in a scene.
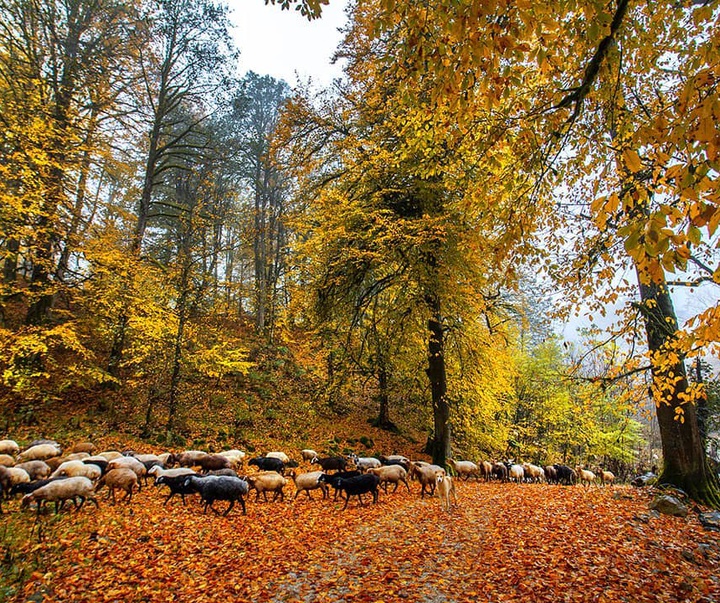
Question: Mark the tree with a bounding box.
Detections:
[365,0,720,505]
[106,0,236,377]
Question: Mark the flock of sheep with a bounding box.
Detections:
[0,438,615,517]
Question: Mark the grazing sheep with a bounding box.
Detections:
[11,477,68,497]
[21,476,97,516]
[7,467,31,490]
[69,442,96,454]
[522,463,545,483]
[447,458,480,480]
[96,468,138,503]
[0,440,20,456]
[97,451,123,461]
[576,466,596,486]
[0,454,15,467]
[312,456,348,473]
[206,469,238,477]
[15,461,52,480]
[183,475,249,515]
[155,473,200,505]
[332,474,381,510]
[349,455,382,472]
[248,456,285,474]
[553,464,577,485]
[289,470,328,500]
[0,466,12,498]
[83,457,109,474]
[301,449,318,462]
[245,472,288,502]
[17,444,61,463]
[108,456,147,488]
[27,439,60,450]
[491,463,508,482]
[51,460,101,481]
[409,463,445,497]
[366,465,410,493]
[435,472,457,513]
[318,471,362,501]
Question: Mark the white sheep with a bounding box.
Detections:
[0,440,20,456]
[17,443,61,462]
[447,458,480,480]
[350,455,382,472]
[16,461,52,480]
[147,465,196,481]
[0,454,15,467]
[266,451,291,463]
[97,451,123,461]
[301,449,318,462]
[7,467,31,488]
[289,470,328,500]
[508,464,525,483]
[218,450,246,469]
[51,460,101,481]
[21,476,97,515]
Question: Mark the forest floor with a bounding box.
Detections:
[2,481,719,603]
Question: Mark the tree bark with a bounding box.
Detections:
[425,293,451,467]
[637,276,720,507]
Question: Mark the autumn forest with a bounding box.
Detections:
[1,0,720,599]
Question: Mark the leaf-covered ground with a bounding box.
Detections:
[5,482,720,603]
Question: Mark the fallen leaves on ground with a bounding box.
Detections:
[6,482,720,603]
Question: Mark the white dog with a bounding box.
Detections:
[435,471,457,512]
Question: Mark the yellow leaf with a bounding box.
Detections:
[623,149,643,172]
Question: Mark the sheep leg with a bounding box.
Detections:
[222,500,234,516]
[392,482,399,493]
[402,478,411,493]
[238,495,246,515]
[342,492,350,510]
[163,492,174,505]
[372,489,378,504]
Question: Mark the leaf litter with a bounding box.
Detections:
[9,482,720,603]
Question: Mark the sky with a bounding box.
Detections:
[229,0,350,87]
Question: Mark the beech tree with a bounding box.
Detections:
[365,0,720,503]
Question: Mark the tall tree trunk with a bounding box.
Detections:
[425,293,450,467]
[373,358,396,431]
[637,277,720,506]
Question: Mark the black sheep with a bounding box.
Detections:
[553,464,577,485]
[333,474,381,510]
[248,456,285,474]
[318,470,361,501]
[312,456,348,473]
[183,475,249,516]
[155,474,202,505]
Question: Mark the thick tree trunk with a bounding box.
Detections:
[637,276,720,507]
[425,294,451,467]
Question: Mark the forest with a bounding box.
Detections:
[2,0,720,600]
[1,0,720,497]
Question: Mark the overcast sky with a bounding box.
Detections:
[229,0,350,87]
